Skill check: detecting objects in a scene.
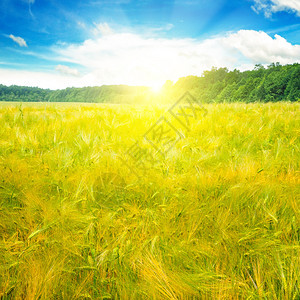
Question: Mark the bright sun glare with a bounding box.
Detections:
[150,84,163,94]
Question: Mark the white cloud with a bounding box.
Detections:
[26,0,36,18]
[151,23,174,32]
[55,64,80,77]
[8,34,28,47]
[1,29,300,89]
[53,31,234,88]
[92,22,114,36]
[252,0,300,17]
[222,30,300,64]
[53,29,300,87]
[0,69,88,90]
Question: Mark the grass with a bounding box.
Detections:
[0,101,299,299]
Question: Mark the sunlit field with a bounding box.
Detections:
[0,101,299,299]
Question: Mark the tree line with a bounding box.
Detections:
[165,62,300,103]
[0,63,299,103]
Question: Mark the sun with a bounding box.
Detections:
[150,84,163,94]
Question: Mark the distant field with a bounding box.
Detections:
[0,101,299,299]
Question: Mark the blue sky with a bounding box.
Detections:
[0,0,300,89]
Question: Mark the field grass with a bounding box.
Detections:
[0,100,299,299]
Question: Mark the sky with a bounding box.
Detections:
[0,0,300,90]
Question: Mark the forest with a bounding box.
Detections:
[1,62,299,103]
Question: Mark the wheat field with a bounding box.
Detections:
[0,101,299,299]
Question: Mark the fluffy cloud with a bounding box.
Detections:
[8,34,28,47]
[0,69,88,90]
[55,65,80,77]
[53,27,300,87]
[222,30,300,64]
[252,0,300,17]
[53,30,237,88]
[1,27,300,89]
